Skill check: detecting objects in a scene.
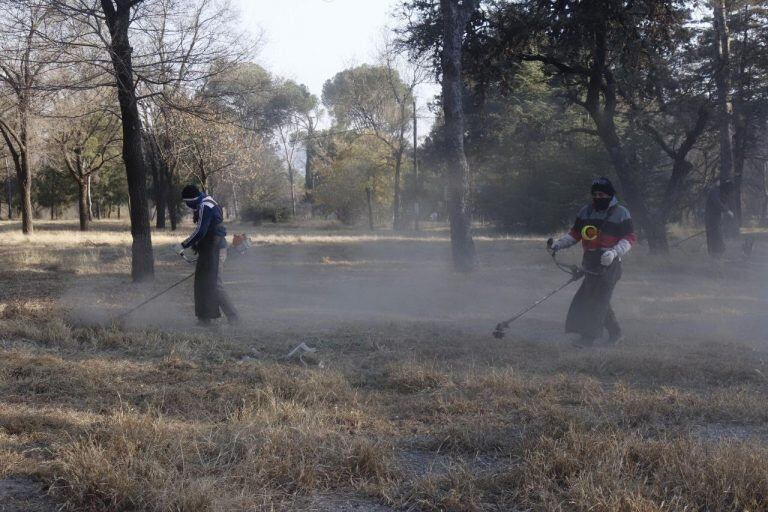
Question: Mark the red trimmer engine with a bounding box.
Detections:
[231,234,253,256]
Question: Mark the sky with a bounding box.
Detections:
[234,0,439,132]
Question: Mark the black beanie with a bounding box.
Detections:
[591,177,615,197]
[181,185,201,200]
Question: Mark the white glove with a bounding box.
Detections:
[601,249,616,267]
[726,210,735,219]
[172,243,185,257]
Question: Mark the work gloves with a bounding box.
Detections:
[172,243,185,257]
[601,249,617,266]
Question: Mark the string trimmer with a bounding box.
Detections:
[114,235,255,324]
[492,239,592,339]
[115,271,195,323]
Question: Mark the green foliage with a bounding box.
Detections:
[33,166,77,217]
[269,79,317,125]
[92,161,128,212]
[203,62,318,133]
[420,62,614,233]
[313,134,393,225]
[322,64,412,137]
[202,62,276,132]
[242,204,291,225]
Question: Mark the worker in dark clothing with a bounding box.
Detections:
[549,177,637,346]
[704,179,735,258]
[174,185,239,326]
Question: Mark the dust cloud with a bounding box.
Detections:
[65,229,768,348]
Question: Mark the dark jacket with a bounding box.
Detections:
[182,195,226,250]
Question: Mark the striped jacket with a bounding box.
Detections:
[556,196,637,256]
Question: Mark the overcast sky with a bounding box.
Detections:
[233,0,439,132]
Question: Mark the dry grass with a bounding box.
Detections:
[0,221,767,510]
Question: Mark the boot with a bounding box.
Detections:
[606,329,623,345]
[572,335,595,348]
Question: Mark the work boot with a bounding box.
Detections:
[196,318,214,328]
[572,335,595,348]
[606,330,623,345]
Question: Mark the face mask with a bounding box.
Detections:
[593,197,612,211]
[184,199,197,209]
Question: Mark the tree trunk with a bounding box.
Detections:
[592,111,669,253]
[231,181,239,219]
[156,169,167,229]
[78,181,89,231]
[102,0,154,281]
[168,191,178,230]
[413,98,420,231]
[393,148,403,231]
[440,0,478,272]
[761,162,768,227]
[5,176,12,220]
[305,123,315,191]
[581,28,669,253]
[15,96,33,234]
[288,163,296,217]
[87,175,94,221]
[713,0,738,237]
[18,150,33,234]
[148,135,167,229]
[366,186,374,231]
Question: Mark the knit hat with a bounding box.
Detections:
[591,177,615,197]
[181,185,201,201]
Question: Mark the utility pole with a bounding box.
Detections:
[413,98,419,231]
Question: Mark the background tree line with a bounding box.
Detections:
[1,0,767,277]
[401,0,768,267]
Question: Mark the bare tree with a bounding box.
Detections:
[0,0,63,234]
[140,0,254,229]
[48,0,252,279]
[178,110,238,193]
[380,35,430,231]
[49,90,121,231]
[276,122,301,217]
[440,0,478,271]
[96,0,155,280]
[322,64,415,230]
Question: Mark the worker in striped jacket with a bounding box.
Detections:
[176,185,240,326]
[549,177,636,346]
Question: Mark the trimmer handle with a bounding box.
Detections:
[546,238,556,256]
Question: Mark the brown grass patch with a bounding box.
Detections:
[1,223,767,510]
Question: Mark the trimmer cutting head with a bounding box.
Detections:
[492,325,506,339]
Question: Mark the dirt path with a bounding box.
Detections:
[0,478,56,512]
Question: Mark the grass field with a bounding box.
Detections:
[1,219,768,511]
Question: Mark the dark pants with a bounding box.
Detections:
[565,251,622,341]
[705,215,725,257]
[194,235,238,320]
